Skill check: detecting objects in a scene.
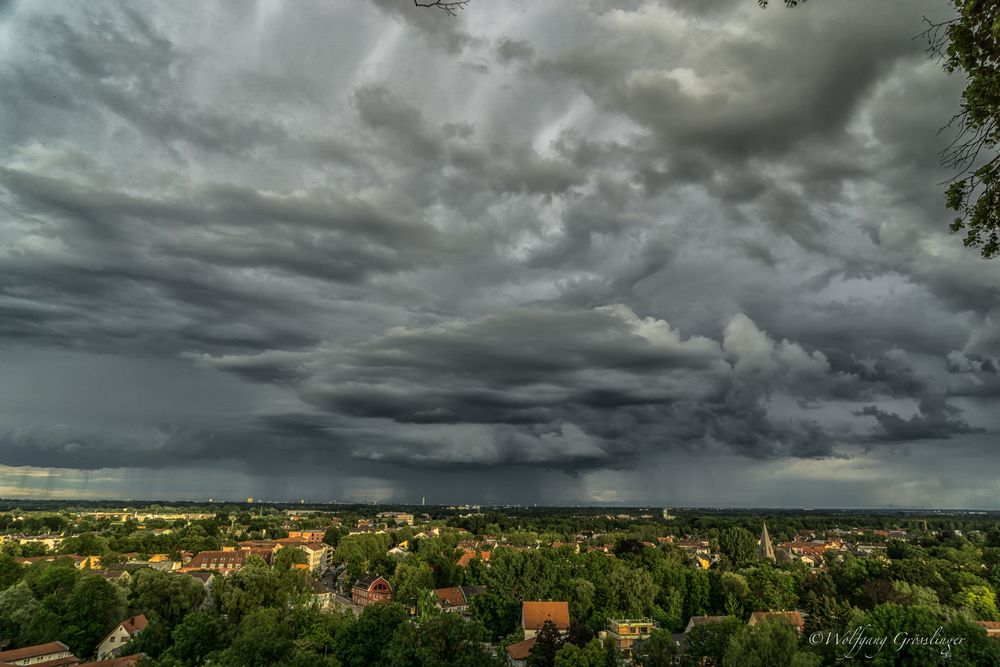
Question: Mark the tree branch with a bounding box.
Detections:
[413,0,469,16]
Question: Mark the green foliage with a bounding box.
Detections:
[334,603,408,667]
[385,612,505,666]
[555,638,605,667]
[528,620,565,667]
[470,592,520,641]
[684,617,742,666]
[722,619,801,667]
[743,565,798,612]
[935,0,1000,257]
[63,574,127,657]
[129,569,206,631]
[0,581,39,647]
[165,611,227,666]
[846,603,945,666]
[631,629,678,667]
[0,553,23,590]
[718,527,758,568]
[273,545,309,571]
[392,559,435,608]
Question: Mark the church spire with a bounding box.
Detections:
[758,521,775,561]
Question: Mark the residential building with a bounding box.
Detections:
[522,601,570,640]
[377,512,414,526]
[237,539,330,572]
[606,619,657,658]
[14,555,100,570]
[456,549,491,567]
[684,615,730,633]
[312,579,336,610]
[431,585,487,613]
[87,570,132,586]
[96,615,148,660]
[505,637,536,667]
[77,656,143,667]
[178,548,273,575]
[0,641,76,666]
[287,530,325,543]
[351,574,392,607]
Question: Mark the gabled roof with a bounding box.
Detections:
[522,601,570,631]
[78,656,143,667]
[0,641,72,662]
[505,637,537,660]
[27,658,78,667]
[685,615,730,631]
[353,574,390,590]
[312,579,336,594]
[433,586,467,608]
[121,614,148,636]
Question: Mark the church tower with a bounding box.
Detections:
[758,521,776,561]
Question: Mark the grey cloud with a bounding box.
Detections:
[857,394,984,442]
[1,0,997,505]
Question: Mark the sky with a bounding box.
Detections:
[1,0,999,507]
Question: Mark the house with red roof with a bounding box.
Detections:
[0,641,77,666]
[96,615,149,660]
[521,601,570,640]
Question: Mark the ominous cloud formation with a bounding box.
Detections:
[1,0,999,506]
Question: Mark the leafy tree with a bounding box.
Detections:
[0,581,39,647]
[718,528,757,568]
[392,560,435,608]
[165,612,227,666]
[58,533,110,558]
[631,629,678,667]
[566,578,596,625]
[683,617,742,667]
[386,612,505,666]
[555,638,605,667]
[63,575,127,657]
[847,603,944,666]
[528,620,565,667]
[940,618,1000,667]
[219,607,295,667]
[743,565,798,612]
[0,553,23,590]
[273,545,309,571]
[129,570,206,631]
[334,602,408,667]
[470,592,520,641]
[722,620,801,667]
[566,621,594,648]
[955,583,999,620]
[608,566,658,617]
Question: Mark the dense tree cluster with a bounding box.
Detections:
[3,508,1000,665]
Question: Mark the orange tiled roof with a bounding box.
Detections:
[505,637,537,660]
[121,614,148,636]
[522,601,570,631]
[0,641,72,662]
[433,587,467,608]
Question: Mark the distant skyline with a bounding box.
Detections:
[2,0,1000,508]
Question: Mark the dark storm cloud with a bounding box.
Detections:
[1,0,998,505]
[857,394,984,442]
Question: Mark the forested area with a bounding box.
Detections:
[3,508,1000,665]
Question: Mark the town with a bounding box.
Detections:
[0,501,998,666]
